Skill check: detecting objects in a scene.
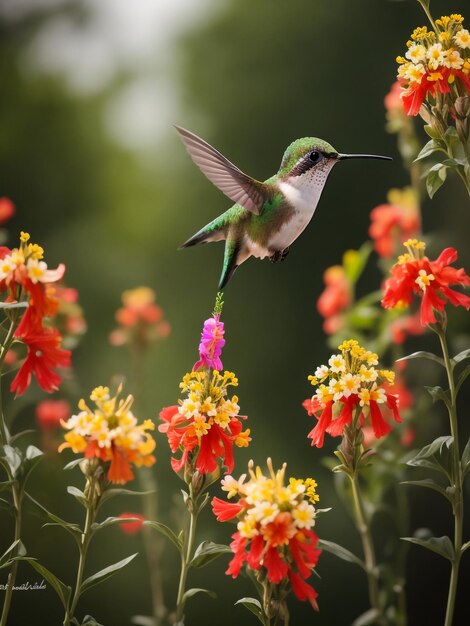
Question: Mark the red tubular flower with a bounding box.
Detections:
[11,328,71,396]
[304,340,401,448]
[0,198,15,224]
[382,241,470,326]
[214,459,323,611]
[317,265,351,335]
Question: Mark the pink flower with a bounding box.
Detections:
[194,314,225,371]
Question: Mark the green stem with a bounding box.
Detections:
[436,327,463,626]
[174,486,198,626]
[63,476,97,626]
[349,473,385,625]
[0,317,19,446]
[0,486,23,626]
[417,0,439,33]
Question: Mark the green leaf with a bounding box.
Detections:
[397,351,445,368]
[80,616,104,626]
[190,541,232,568]
[67,486,87,507]
[63,459,84,471]
[461,541,470,555]
[317,539,366,571]
[343,243,372,285]
[423,124,441,140]
[0,539,26,566]
[25,493,82,545]
[234,598,266,625]
[2,445,22,477]
[414,139,442,162]
[352,609,381,626]
[453,349,470,364]
[21,446,43,485]
[461,437,470,477]
[80,553,138,595]
[456,364,470,395]
[182,588,216,602]
[407,436,453,478]
[0,480,15,492]
[426,163,447,199]
[26,559,71,609]
[9,429,35,444]
[99,488,153,506]
[143,520,182,551]
[425,386,451,409]
[401,535,454,561]
[401,479,453,504]
[91,516,141,534]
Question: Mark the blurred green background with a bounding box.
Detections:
[1,0,470,624]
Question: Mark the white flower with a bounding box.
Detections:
[339,373,360,398]
[314,364,329,381]
[454,28,470,49]
[427,43,445,69]
[328,354,346,373]
[443,48,464,70]
[292,501,316,529]
[404,62,426,83]
[406,44,427,63]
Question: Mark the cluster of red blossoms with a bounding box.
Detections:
[317,265,351,335]
[382,239,470,326]
[304,340,401,448]
[212,459,322,609]
[159,309,250,475]
[0,232,70,395]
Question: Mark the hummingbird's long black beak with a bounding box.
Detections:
[337,153,392,161]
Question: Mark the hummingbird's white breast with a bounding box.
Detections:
[269,159,337,250]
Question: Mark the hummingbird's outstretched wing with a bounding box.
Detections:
[174,126,269,215]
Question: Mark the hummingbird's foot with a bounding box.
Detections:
[268,250,283,263]
[280,247,290,262]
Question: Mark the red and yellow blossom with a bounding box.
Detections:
[396,15,470,115]
[59,385,156,484]
[212,459,322,610]
[369,187,420,258]
[109,286,170,347]
[159,369,250,474]
[0,232,71,395]
[381,239,470,326]
[304,340,401,448]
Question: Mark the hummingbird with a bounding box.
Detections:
[176,126,391,290]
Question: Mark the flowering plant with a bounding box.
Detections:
[212,458,323,622]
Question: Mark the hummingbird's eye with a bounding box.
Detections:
[309,151,320,162]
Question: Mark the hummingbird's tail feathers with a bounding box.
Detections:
[218,239,241,291]
[179,222,227,250]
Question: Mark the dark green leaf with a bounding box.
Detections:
[99,488,153,506]
[401,479,453,504]
[461,541,470,555]
[426,163,447,199]
[425,386,451,408]
[234,598,266,625]
[407,436,453,478]
[67,486,87,507]
[9,430,35,444]
[397,351,445,368]
[143,520,182,550]
[423,124,441,140]
[317,539,366,571]
[453,348,470,364]
[352,609,381,626]
[190,541,232,568]
[402,535,454,561]
[0,539,26,566]
[26,559,71,608]
[182,588,216,602]
[0,480,14,492]
[21,446,43,484]
[461,437,470,477]
[456,364,470,395]
[25,493,82,545]
[80,553,137,595]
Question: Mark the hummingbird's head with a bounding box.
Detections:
[278,137,391,179]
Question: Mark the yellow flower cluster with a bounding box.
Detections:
[59,385,156,469]
[0,232,54,285]
[178,370,249,444]
[221,459,319,539]
[308,340,395,409]
[396,15,470,85]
